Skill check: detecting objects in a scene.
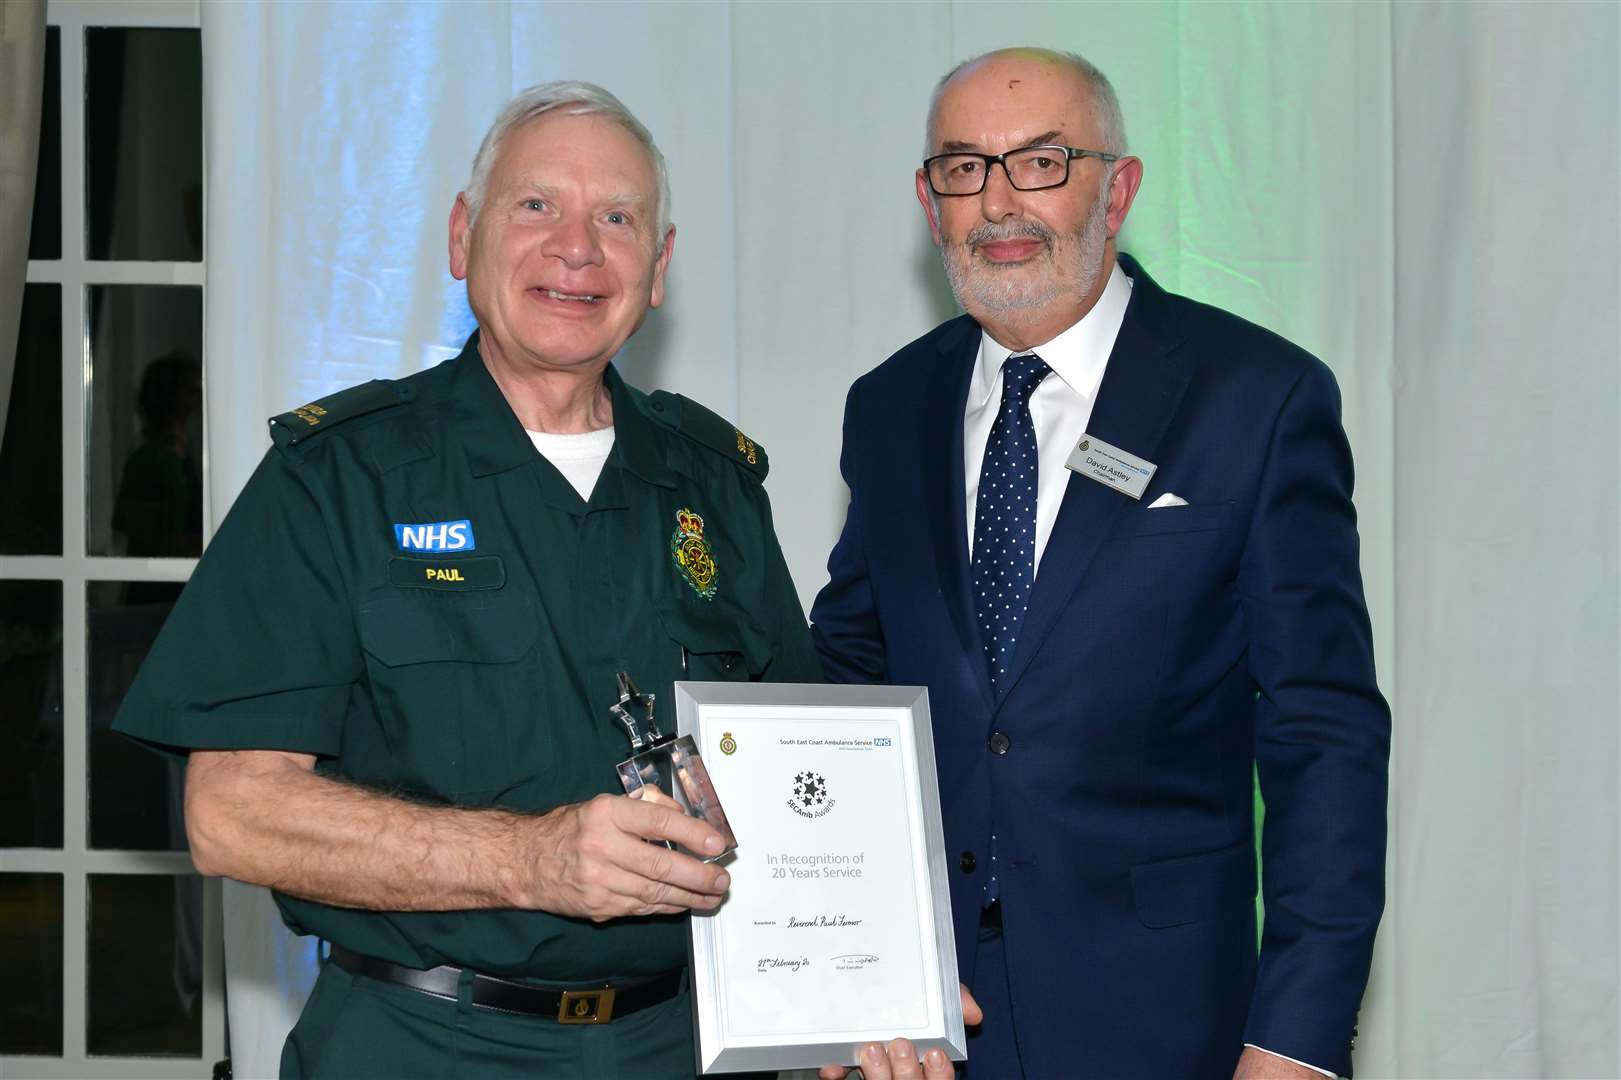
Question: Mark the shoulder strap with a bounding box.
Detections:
[645,391,769,481]
[269,379,413,448]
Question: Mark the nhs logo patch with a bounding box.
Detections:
[394,520,475,552]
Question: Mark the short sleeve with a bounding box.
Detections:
[113,449,364,757]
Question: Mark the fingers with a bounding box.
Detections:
[822,1038,951,1080]
[616,790,728,857]
[960,982,984,1026]
[630,785,680,809]
[858,1044,893,1080]
[850,1039,932,1080]
[590,861,725,917]
[614,821,730,897]
[575,796,731,914]
[531,795,734,920]
[886,1039,923,1080]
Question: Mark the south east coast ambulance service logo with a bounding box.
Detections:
[669,507,718,600]
[719,731,737,756]
[788,771,834,818]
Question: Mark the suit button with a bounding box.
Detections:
[959,851,977,873]
[987,732,1011,755]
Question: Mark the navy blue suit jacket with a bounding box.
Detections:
[810,256,1388,1079]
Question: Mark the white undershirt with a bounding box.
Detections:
[526,426,615,500]
[964,261,1133,572]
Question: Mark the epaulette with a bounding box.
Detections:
[268,379,414,449]
[646,391,769,481]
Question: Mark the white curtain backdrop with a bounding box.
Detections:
[200,3,1618,1077]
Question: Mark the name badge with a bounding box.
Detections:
[1065,435,1157,500]
[388,555,505,590]
[394,519,475,552]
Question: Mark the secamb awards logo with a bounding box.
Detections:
[788,771,835,818]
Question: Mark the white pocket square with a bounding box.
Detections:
[1147,492,1189,508]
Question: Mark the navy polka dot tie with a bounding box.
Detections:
[972,353,1051,693]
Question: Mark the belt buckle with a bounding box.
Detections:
[558,987,615,1024]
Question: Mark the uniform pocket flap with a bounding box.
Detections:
[358,590,535,667]
[1130,841,1256,928]
[656,601,771,675]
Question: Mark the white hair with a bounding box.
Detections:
[924,48,1128,158]
[463,80,671,243]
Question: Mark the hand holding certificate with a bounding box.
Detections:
[675,682,967,1075]
[818,986,983,1080]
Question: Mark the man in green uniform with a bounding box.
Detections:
[114,81,821,1079]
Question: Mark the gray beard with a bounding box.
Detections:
[940,184,1111,319]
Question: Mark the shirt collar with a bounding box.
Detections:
[452,332,674,488]
[968,260,1134,409]
[604,365,677,489]
[453,334,535,477]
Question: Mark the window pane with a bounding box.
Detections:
[0,581,64,848]
[85,27,202,261]
[0,284,63,555]
[0,873,64,1055]
[86,285,203,559]
[27,26,61,260]
[88,582,186,851]
[87,874,202,1057]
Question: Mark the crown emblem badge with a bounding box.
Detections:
[670,507,718,600]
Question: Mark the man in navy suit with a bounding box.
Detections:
[810,48,1389,1080]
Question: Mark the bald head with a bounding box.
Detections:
[925,48,1127,160]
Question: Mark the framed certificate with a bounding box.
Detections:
[673,681,966,1075]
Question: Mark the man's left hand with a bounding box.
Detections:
[817,984,981,1080]
[818,1039,953,1080]
[1233,1046,1329,1079]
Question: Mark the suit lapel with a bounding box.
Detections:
[995,262,1191,707]
[922,318,995,711]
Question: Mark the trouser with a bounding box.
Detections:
[281,959,697,1079]
[962,908,1027,1079]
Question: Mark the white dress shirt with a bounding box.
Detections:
[964,261,1132,571]
[961,261,1335,1079]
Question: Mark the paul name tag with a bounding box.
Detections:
[1065,435,1158,500]
[388,555,505,591]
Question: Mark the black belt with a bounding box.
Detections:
[329,945,682,1024]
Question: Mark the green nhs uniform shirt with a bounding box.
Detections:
[114,335,821,981]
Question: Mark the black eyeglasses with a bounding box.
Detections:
[922,145,1119,196]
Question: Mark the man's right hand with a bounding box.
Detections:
[518,793,731,921]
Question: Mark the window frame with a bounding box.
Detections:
[0,1,225,1075]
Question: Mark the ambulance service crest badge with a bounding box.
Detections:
[670,507,718,600]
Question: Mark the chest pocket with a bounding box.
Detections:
[1105,501,1233,540]
[355,589,543,802]
[359,589,535,666]
[657,600,773,681]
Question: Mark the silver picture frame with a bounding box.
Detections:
[673,681,966,1075]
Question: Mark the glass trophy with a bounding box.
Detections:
[611,672,737,862]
